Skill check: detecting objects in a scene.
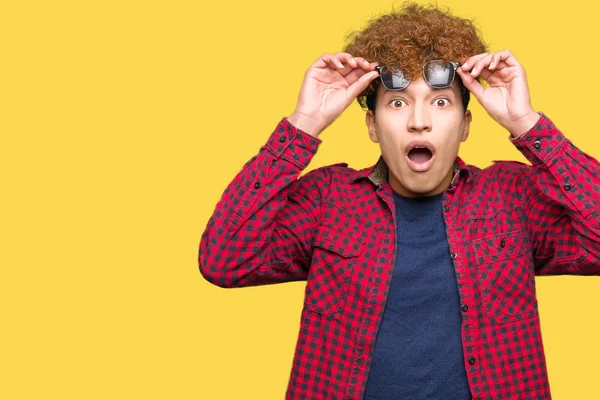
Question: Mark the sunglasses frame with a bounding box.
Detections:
[375,60,460,91]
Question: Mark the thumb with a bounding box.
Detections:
[457,68,484,103]
[346,71,379,103]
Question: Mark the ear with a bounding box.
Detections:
[461,109,472,142]
[366,110,379,143]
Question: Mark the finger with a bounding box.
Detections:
[330,53,361,76]
[338,57,378,77]
[493,65,519,80]
[338,64,362,77]
[493,49,520,68]
[466,50,521,78]
[488,53,502,71]
[460,52,488,72]
[314,53,345,71]
[469,53,510,79]
[343,68,369,85]
[353,57,377,71]
[346,70,380,101]
[474,64,520,83]
[310,53,330,69]
[471,68,498,83]
[469,53,495,77]
[337,54,370,77]
[456,67,484,103]
[487,56,511,73]
[462,53,489,69]
[470,56,516,80]
[328,54,346,70]
[478,68,494,81]
[334,52,358,69]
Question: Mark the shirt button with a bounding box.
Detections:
[443,205,450,212]
[468,356,476,365]
[254,182,261,189]
[279,136,287,143]
[564,183,572,191]
[461,304,469,312]
[500,239,506,248]
[533,140,541,149]
[450,252,457,259]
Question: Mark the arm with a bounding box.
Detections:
[457,50,599,275]
[198,52,379,288]
[512,114,600,275]
[199,118,324,288]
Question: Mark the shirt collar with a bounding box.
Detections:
[350,154,472,187]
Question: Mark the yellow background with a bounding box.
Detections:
[1,0,599,398]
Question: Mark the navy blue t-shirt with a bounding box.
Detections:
[362,190,472,399]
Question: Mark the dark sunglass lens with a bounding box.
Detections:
[425,62,454,88]
[380,67,410,90]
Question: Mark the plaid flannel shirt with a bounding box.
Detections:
[199,113,600,399]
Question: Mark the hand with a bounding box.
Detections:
[287,52,380,137]
[456,50,541,138]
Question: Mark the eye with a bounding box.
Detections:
[434,98,450,107]
[390,98,407,108]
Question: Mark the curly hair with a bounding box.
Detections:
[343,2,488,112]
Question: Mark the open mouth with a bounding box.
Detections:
[406,144,435,172]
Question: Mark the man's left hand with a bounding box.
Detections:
[457,49,541,138]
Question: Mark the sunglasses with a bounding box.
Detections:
[375,60,460,91]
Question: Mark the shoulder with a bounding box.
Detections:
[299,162,358,198]
[466,160,534,208]
[301,162,353,181]
[470,159,531,183]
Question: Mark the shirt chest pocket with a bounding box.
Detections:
[472,229,538,324]
[304,203,364,320]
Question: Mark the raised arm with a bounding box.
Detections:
[513,115,600,275]
[199,119,323,287]
[198,52,379,287]
[458,49,599,276]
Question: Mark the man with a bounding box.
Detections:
[199,3,600,399]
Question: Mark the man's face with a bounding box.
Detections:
[366,77,472,198]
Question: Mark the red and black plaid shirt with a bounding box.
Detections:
[199,113,600,399]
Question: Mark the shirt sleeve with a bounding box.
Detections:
[511,113,600,275]
[198,117,324,288]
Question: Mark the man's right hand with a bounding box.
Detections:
[287,52,379,138]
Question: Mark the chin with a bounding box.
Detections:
[413,187,439,196]
[392,166,445,197]
[408,176,440,192]
[410,176,447,195]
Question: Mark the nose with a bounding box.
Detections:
[407,102,432,133]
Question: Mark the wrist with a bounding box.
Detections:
[287,111,324,138]
[508,111,541,139]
